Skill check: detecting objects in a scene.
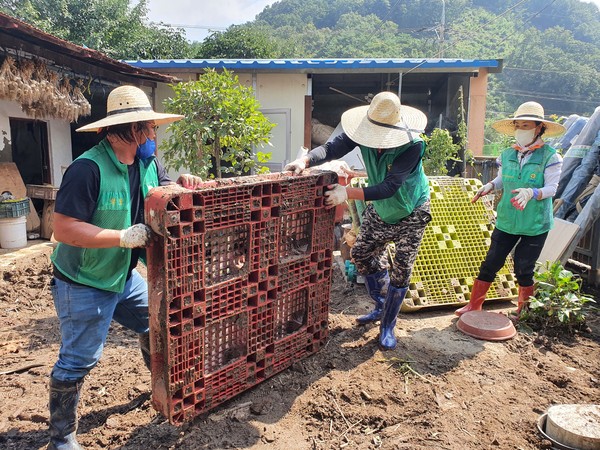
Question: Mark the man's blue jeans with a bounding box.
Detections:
[50,269,149,382]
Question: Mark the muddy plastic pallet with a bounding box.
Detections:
[350,176,517,312]
[145,171,336,424]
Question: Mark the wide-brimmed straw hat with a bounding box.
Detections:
[340,91,427,149]
[76,85,183,132]
[492,101,565,137]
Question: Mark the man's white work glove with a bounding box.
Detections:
[119,224,152,248]
[510,188,535,210]
[471,182,494,203]
[284,158,307,175]
[324,184,348,208]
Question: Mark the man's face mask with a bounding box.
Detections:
[136,132,156,159]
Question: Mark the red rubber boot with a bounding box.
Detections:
[455,279,492,316]
[516,284,535,314]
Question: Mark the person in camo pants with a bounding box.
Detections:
[352,201,430,292]
[285,91,431,350]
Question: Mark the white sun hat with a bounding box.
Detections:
[76,85,183,132]
[340,91,427,149]
[492,101,566,137]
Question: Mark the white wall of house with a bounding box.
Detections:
[252,73,308,168]
[0,98,73,187]
[154,82,185,180]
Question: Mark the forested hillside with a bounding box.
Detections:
[247,0,600,120]
[2,0,599,120]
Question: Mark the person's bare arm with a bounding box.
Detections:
[52,212,121,248]
[346,186,365,201]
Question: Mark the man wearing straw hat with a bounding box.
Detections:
[47,85,202,450]
[455,101,565,318]
[285,91,432,351]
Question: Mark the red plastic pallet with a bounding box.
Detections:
[146,171,336,424]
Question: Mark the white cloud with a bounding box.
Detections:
[146,0,279,42]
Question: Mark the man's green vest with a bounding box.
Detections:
[496,144,555,236]
[361,139,430,224]
[51,139,159,293]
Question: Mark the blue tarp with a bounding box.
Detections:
[555,106,600,200]
[555,130,600,220]
[552,116,588,153]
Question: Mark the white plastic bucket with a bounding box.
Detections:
[0,216,27,249]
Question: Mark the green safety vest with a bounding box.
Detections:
[361,139,430,224]
[496,144,555,236]
[51,139,159,293]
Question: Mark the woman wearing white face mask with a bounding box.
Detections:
[456,101,566,318]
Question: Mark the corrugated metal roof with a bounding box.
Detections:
[0,12,178,84]
[126,58,503,74]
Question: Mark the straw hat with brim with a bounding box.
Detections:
[492,101,565,137]
[341,91,427,149]
[76,85,184,132]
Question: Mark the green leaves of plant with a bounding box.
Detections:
[423,128,459,176]
[518,260,596,334]
[161,69,275,179]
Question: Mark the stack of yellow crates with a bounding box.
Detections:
[349,176,517,312]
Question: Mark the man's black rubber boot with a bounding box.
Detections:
[47,377,83,450]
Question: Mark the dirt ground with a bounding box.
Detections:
[0,241,599,450]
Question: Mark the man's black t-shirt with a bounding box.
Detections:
[54,156,172,283]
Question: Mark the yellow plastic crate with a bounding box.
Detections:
[350,176,516,312]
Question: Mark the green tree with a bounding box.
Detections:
[483,116,513,156]
[500,26,600,117]
[422,128,459,176]
[322,13,428,58]
[446,8,520,59]
[161,69,275,179]
[255,0,600,120]
[0,0,192,59]
[272,12,434,58]
[197,25,282,59]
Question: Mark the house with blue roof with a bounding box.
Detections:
[127,58,503,172]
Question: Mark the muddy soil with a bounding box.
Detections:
[0,242,599,450]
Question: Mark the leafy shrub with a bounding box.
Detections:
[161,68,274,179]
[518,261,596,334]
[422,128,460,176]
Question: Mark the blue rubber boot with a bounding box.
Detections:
[356,270,389,325]
[48,377,83,450]
[379,285,408,350]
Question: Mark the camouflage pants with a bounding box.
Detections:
[351,201,431,287]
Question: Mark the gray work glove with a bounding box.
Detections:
[177,174,203,189]
[119,224,152,248]
[471,182,494,203]
[511,188,535,210]
[324,183,348,208]
[284,158,307,175]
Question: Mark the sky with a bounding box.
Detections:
[146,0,279,43]
[145,0,600,43]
